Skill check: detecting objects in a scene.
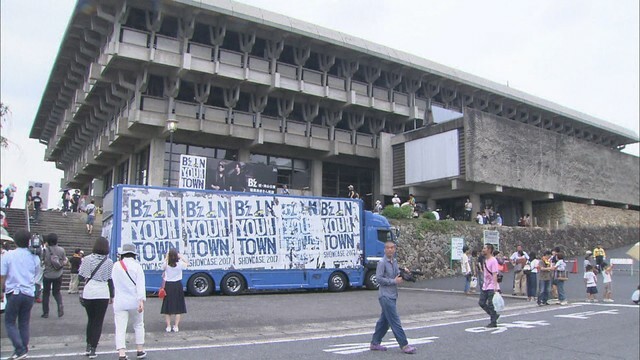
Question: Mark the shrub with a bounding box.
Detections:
[417,219,458,233]
[382,205,413,219]
[422,211,436,220]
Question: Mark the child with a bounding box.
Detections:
[602,263,613,302]
[584,264,598,302]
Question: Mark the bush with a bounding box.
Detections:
[417,219,458,233]
[382,205,413,219]
[422,211,436,220]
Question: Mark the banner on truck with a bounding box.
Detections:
[119,187,362,271]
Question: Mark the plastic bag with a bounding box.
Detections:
[470,277,478,289]
[492,292,505,313]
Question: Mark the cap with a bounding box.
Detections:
[119,243,138,256]
[585,250,592,255]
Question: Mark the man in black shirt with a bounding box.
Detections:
[32,192,43,224]
[72,190,81,213]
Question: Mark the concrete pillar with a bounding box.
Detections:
[311,159,323,196]
[523,198,533,223]
[470,193,481,219]
[127,154,135,184]
[426,198,436,211]
[148,137,166,187]
[238,148,250,162]
[378,132,393,196]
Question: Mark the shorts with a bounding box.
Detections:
[586,286,598,295]
[86,215,95,225]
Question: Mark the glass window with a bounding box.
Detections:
[135,147,149,185]
[250,153,310,189]
[377,230,392,243]
[117,159,129,185]
[103,170,113,194]
[250,154,268,165]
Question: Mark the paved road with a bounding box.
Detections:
[1,244,637,359]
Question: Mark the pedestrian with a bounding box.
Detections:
[86,200,97,235]
[461,245,472,294]
[494,212,503,226]
[79,237,114,358]
[464,198,472,221]
[281,184,290,195]
[373,200,383,214]
[347,185,359,199]
[369,241,417,354]
[593,243,606,273]
[602,263,614,302]
[26,186,34,211]
[72,190,81,212]
[510,245,529,296]
[526,251,539,302]
[32,192,43,224]
[537,251,553,306]
[524,213,532,227]
[478,243,501,328]
[112,243,147,360]
[161,248,189,332]
[61,189,72,217]
[41,233,68,318]
[554,252,568,305]
[391,194,401,208]
[5,184,16,208]
[584,264,598,302]
[0,229,41,359]
[68,249,84,294]
[476,212,484,225]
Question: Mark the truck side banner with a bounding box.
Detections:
[120,187,362,271]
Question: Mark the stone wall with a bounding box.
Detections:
[392,219,639,279]
[533,201,640,228]
[463,109,640,206]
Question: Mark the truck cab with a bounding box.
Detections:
[362,211,395,289]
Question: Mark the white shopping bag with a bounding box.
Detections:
[492,292,505,313]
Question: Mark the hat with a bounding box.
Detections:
[376,200,381,204]
[585,250,592,255]
[119,243,138,256]
[348,185,354,189]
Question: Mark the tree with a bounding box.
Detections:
[0,102,9,148]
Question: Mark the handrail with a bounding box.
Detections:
[25,202,31,232]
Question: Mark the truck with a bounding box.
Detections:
[102,184,395,296]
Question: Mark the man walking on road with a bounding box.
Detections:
[1,229,42,359]
[370,241,417,354]
[479,243,501,328]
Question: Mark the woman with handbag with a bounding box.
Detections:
[161,248,189,332]
[78,237,114,359]
[461,246,472,294]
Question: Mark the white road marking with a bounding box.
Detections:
[571,302,640,308]
[323,337,438,355]
[465,320,550,334]
[555,309,619,319]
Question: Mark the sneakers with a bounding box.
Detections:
[401,345,417,354]
[165,326,172,333]
[58,306,64,317]
[172,326,179,332]
[88,347,97,359]
[486,322,498,328]
[136,351,147,359]
[559,301,568,306]
[603,299,614,302]
[118,356,129,360]
[41,313,49,318]
[9,352,28,360]
[85,344,92,356]
[370,344,388,351]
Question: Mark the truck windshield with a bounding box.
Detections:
[377,230,392,243]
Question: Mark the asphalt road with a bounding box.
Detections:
[1,244,638,359]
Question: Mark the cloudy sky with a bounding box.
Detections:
[1,0,638,208]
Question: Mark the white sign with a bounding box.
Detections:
[28,181,50,209]
[610,258,633,265]
[324,337,438,355]
[451,237,464,260]
[483,230,500,251]
[179,154,207,189]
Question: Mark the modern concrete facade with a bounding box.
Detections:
[30,0,639,225]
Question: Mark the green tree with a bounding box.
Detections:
[0,103,9,148]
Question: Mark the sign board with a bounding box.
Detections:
[483,230,500,251]
[179,155,207,189]
[28,181,50,209]
[205,160,278,194]
[610,258,633,265]
[451,237,464,260]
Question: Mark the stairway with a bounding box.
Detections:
[2,208,103,291]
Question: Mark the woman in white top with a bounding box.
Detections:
[112,244,147,360]
[78,237,114,358]
[526,251,540,302]
[161,248,189,332]
[461,246,472,294]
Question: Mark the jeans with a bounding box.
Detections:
[526,273,538,298]
[84,299,110,348]
[464,274,471,293]
[33,207,40,222]
[4,292,34,356]
[538,279,551,304]
[114,309,145,350]
[371,296,408,348]
[555,279,566,301]
[42,276,63,315]
[478,290,498,323]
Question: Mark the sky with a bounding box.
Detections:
[1,0,638,208]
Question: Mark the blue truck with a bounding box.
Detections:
[102,185,394,295]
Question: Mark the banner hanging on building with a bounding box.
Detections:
[205,160,277,194]
[179,155,207,189]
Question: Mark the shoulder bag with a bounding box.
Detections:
[80,256,108,307]
[119,260,137,285]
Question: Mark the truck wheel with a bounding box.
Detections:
[221,273,246,295]
[187,273,214,296]
[328,272,347,292]
[365,270,379,290]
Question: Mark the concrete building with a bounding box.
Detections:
[31,0,639,226]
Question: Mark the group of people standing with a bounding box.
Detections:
[0,229,189,360]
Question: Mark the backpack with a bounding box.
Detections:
[47,248,65,270]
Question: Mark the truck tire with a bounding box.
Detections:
[364,270,379,290]
[328,272,348,292]
[221,273,246,295]
[187,273,214,296]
